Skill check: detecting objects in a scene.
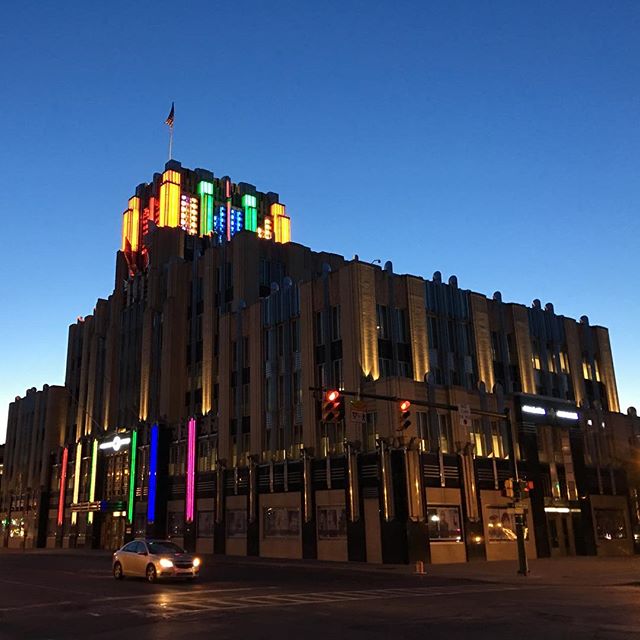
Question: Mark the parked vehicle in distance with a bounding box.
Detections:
[112,539,201,582]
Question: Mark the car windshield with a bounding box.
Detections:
[147,541,185,555]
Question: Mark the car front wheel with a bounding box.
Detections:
[146,564,157,583]
[113,562,124,580]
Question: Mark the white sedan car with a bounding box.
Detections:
[113,539,201,582]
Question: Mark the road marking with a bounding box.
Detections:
[0,600,75,613]
[98,586,265,602]
[131,584,524,619]
[0,578,87,596]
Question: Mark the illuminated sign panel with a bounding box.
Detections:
[556,410,579,421]
[214,205,226,238]
[99,434,131,452]
[159,170,181,227]
[522,405,546,416]
[230,207,244,237]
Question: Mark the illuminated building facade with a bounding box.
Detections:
[2,160,640,563]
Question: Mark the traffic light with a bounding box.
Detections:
[397,400,412,431]
[322,390,344,423]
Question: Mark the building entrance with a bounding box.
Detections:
[100,514,125,551]
[547,513,575,557]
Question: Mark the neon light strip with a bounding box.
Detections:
[148,423,159,523]
[71,441,82,525]
[127,430,138,524]
[57,447,69,527]
[88,439,98,524]
[225,179,231,242]
[198,181,214,236]
[186,418,196,522]
[522,405,546,415]
[556,410,579,421]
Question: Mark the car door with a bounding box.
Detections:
[118,541,138,575]
[130,541,149,576]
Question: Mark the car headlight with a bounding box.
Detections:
[193,557,201,568]
[159,558,174,569]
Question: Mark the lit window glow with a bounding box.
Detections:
[159,170,181,227]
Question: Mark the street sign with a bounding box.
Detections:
[458,404,471,428]
[350,400,366,424]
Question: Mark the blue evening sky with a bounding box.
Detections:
[1,1,638,441]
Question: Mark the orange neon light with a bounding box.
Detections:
[121,209,130,251]
[129,196,141,252]
[159,170,181,227]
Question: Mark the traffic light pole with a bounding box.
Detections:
[504,408,529,576]
[311,386,529,576]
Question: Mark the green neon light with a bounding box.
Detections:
[88,438,98,524]
[242,194,258,232]
[198,181,215,236]
[127,430,138,524]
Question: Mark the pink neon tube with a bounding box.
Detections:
[186,418,196,522]
[57,447,69,526]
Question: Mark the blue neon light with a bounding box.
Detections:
[214,205,226,237]
[147,423,159,523]
[230,207,244,237]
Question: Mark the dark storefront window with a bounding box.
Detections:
[427,506,462,542]
[595,509,627,540]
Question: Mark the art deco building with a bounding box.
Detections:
[2,160,639,564]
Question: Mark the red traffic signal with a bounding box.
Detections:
[397,400,412,431]
[322,390,344,423]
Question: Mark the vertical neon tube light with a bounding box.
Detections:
[159,170,181,227]
[198,181,214,236]
[88,438,98,524]
[57,447,69,527]
[71,441,82,525]
[186,418,196,522]
[242,194,257,232]
[129,196,141,252]
[147,423,159,523]
[225,179,232,242]
[127,430,138,525]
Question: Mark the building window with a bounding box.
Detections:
[594,509,627,540]
[263,507,300,538]
[332,359,344,390]
[363,412,378,451]
[316,363,326,389]
[416,411,428,450]
[331,306,341,341]
[486,507,517,542]
[317,506,347,539]
[378,357,393,377]
[531,339,541,370]
[315,311,325,345]
[398,360,412,378]
[471,419,485,457]
[396,308,409,343]
[226,510,247,538]
[558,349,570,374]
[376,305,389,339]
[427,506,462,542]
[197,511,214,538]
[167,511,184,538]
[438,413,453,453]
[291,319,300,352]
[427,316,439,349]
[490,421,505,459]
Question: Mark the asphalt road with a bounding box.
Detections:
[0,552,639,640]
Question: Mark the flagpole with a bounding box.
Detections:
[168,125,173,161]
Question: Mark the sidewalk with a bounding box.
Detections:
[3,546,639,587]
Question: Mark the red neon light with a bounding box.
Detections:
[225,179,231,242]
[57,447,68,527]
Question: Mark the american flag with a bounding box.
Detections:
[165,102,175,128]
